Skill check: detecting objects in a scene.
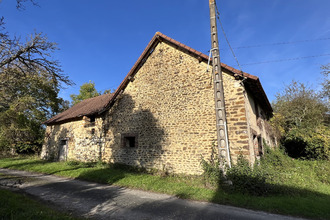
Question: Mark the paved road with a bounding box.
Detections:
[0,168,307,220]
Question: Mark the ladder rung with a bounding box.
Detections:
[216,107,225,110]
[217,124,225,126]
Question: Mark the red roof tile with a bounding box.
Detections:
[45,93,113,125]
[45,32,272,125]
[107,32,272,114]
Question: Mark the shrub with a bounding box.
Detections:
[304,127,329,160]
[65,160,82,166]
[226,155,269,196]
[282,126,329,160]
[200,145,224,187]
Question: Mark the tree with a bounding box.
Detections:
[272,80,329,160]
[70,81,100,105]
[15,0,38,10]
[0,67,71,154]
[103,89,112,94]
[273,81,327,131]
[321,64,330,104]
[0,0,73,154]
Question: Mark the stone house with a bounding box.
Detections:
[41,32,274,175]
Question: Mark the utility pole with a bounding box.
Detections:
[209,0,231,169]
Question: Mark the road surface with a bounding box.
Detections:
[0,168,307,220]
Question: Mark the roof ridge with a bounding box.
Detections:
[106,32,271,112]
[45,32,272,125]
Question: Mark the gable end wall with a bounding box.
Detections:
[101,42,251,174]
[41,42,253,174]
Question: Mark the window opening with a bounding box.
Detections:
[254,101,259,118]
[122,134,137,148]
[257,136,263,156]
[60,139,67,146]
[125,136,136,148]
[89,115,96,123]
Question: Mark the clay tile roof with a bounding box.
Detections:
[45,32,272,125]
[109,32,272,115]
[44,93,113,125]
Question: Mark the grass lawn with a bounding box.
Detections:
[0,188,79,220]
[0,155,329,220]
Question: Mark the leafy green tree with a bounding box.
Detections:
[0,1,73,154]
[321,64,329,106]
[273,81,327,131]
[70,81,100,105]
[0,68,70,154]
[272,80,329,160]
[103,89,112,94]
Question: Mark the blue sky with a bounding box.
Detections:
[1,0,329,103]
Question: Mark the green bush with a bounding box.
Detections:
[226,155,269,196]
[283,127,329,160]
[200,146,224,187]
[262,145,294,171]
[304,127,329,160]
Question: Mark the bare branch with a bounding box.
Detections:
[0,32,74,87]
[16,0,39,10]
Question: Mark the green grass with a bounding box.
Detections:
[0,188,79,220]
[0,155,329,219]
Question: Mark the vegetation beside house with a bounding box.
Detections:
[0,151,329,219]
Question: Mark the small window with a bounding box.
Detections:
[91,128,95,135]
[257,136,263,156]
[84,115,96,128]
[60,139,67,146]
[254,101,259,118]
[253,135,263,157]
[90,115,95,123]
[125,137,136,148]
[122,134,137,148]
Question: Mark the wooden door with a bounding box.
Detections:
[59,140,68,161]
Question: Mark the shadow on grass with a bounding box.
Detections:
[76,167,126,185]
[0,158,48,169]
[75,163,150,185]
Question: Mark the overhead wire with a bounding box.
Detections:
[215,3,243,72]
[223,37,330,50]
[237,53,330,66]
[211,1,329,68]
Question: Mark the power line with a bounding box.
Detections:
[237,54,330,66]
[220,37,330,51]
[215,3,243,72]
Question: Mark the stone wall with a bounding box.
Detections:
[244,89,276,163]
[42,41,269,174]
[41,117,106,162]
[100,42,217,174]
[222,72,251,164]
[99,42,253,174]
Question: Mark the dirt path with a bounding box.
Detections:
[0,168,307,220]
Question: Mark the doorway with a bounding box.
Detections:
[58,139,68,161]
